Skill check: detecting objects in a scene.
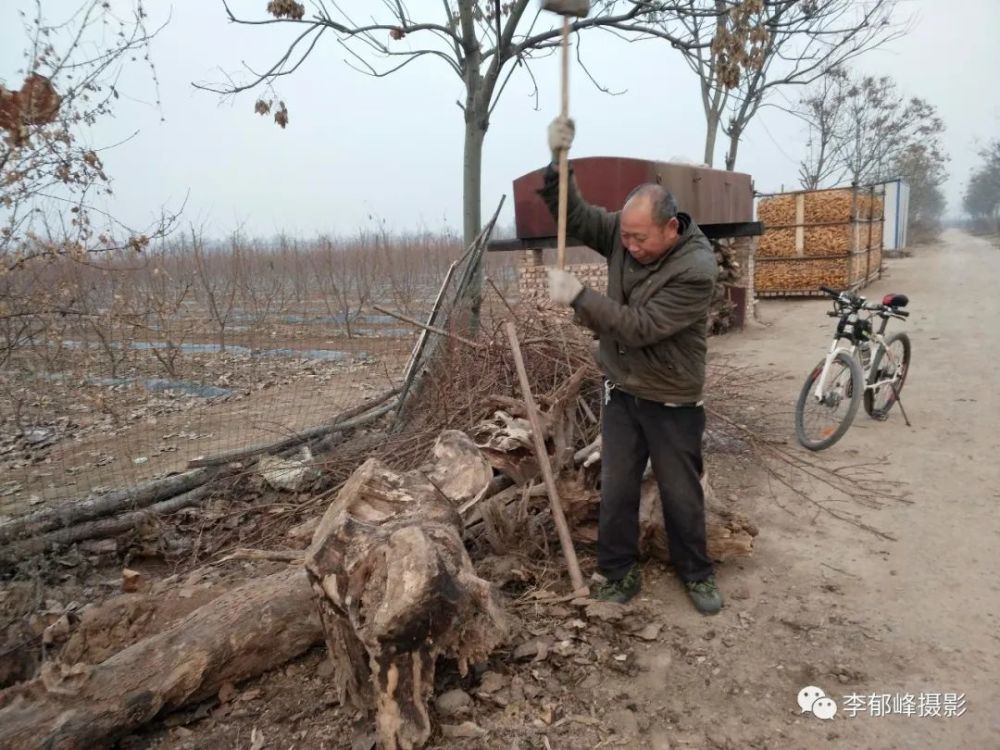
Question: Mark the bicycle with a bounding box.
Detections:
[794,286,912,451]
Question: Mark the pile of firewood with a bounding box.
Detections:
[709,239,742,334]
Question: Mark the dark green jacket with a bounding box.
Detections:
[538,166,717,403]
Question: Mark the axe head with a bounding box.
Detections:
[540,0,590,18]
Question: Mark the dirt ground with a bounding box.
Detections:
[0,336,410,511]
[694,228,1000,748]
[5,231,998,749]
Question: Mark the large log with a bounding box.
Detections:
[305,458,509,750]
[0,568,321,750]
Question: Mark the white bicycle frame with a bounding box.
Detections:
[812,321,901,402]
[812,339,851,401]
[863,330,903,394]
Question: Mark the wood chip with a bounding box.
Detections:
[121,568,145,593]
[217,681,237,704]
[585,600,625,622]
[635,623,662,641]
[441,721,487,739]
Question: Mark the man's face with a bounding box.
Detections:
[620,201,680,264]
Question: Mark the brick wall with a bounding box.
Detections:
[517,251,608,301]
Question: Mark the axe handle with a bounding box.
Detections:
[556,16,570,270]
[505,321,587,595]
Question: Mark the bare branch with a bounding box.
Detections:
[197,0,691,244]
[575,31,627,96]
[652,0,907,170]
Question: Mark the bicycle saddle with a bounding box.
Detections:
[881,293,909,308]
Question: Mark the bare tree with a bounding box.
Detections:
[1,0,181,390]
[274,234,312,310]
[0,260,53,369]
[308,236,375,340]
[795,70,949,240]
[1,1,177,275]
[893,142,948,241]
[797,66,848,189]
[83,267,136,379]
[964,140,1000,233]
[660,0,903,170]
[136,249,196,377]
[190,228,239,352]
[198,1,692,244]
[233,239,290,335]
[815,73,945,187]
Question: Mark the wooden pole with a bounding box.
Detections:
[866,185,874,284]
[371,305,481,349]
[556,17,570,270]
[399,257,461,386]
[0,468,215,545]
[187,392,400,468]
[504,321,587,594]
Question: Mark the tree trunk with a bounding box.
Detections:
[703,109,719,167]
[461,112,488,330]
[725,126,742,172]
[462,116,485,248]
[305,457,509,750]
[700,74,726,168]
[0,569,321,750]
[0,468,214,545]
[0,485,214,569]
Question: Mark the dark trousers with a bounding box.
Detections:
[599,386,714,583]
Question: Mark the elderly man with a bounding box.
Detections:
[538,117,722,614]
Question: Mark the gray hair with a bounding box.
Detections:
[624,183,678,226]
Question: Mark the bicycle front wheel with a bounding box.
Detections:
[795,350,864,451]
[864,332,911,420]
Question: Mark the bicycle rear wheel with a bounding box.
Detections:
[795,350,864,451]
[864,332,911,420]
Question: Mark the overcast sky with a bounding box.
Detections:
[2,0,998,239]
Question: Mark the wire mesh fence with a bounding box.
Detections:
[0,210,518,518]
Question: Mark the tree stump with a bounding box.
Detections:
[638,474,758,561]
[562,473,757,562]
[304,458,509,750]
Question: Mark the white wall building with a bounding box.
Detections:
[881,178,910,250]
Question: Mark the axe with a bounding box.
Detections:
[541,0,590,269]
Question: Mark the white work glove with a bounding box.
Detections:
[547,116,575,162]
[546,267,584,306]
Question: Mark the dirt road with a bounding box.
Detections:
[668,229,999,748]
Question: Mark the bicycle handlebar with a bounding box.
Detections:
[863,301,909,317]
[818,287,909,317]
